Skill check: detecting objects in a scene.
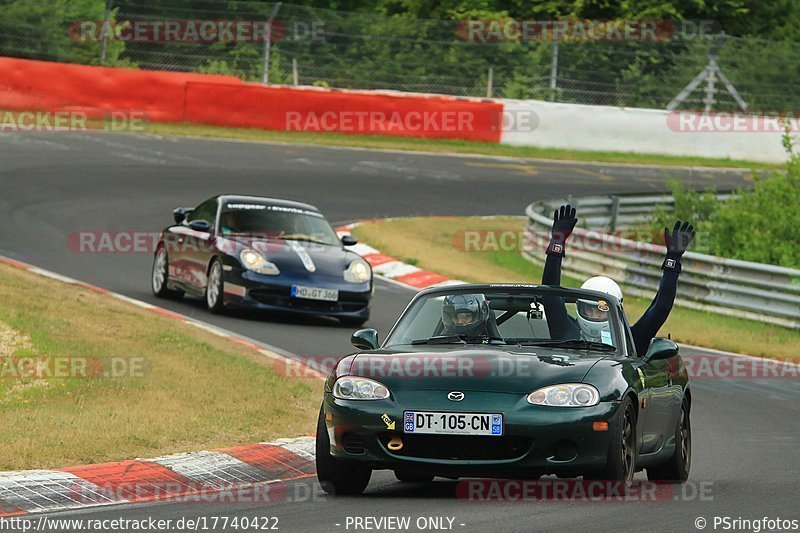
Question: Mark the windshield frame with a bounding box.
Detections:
[382,284,628,356]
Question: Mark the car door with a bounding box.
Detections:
[636,341,674,455]
[619,314,654,454]
[165,219,195,293]
[181,198,218,292]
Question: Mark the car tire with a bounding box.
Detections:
[205,258,226,314]
[316,407,371,495]
[647,398,691,483]
[585,395,636,482]
[394,470,434,483]
[151,247,183,299]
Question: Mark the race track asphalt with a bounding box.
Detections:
[1,131,797,533]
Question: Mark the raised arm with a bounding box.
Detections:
[631,220,695,355]
[541,204,580,339]
[541,204,577,285]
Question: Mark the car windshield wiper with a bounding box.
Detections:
[280,234,331,245]
[411,335,506,345]
[518,339,617,352]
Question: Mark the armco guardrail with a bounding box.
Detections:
[522,194,800,329]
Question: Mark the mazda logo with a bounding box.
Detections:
[447,391,465,402]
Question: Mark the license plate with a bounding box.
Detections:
[291,285,338,302]
[403,411,503,436]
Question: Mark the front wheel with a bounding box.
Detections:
[586,396,636,482]
[316,407,371,495]
[205,258,226,314]
[647,399,691,483]
[151,247,183,299]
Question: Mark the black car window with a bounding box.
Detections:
[219,204,339,246]
[386,289,621,351]
[187,198,218,227]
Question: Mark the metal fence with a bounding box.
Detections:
[2,0,800,110]
[522,195,800,329]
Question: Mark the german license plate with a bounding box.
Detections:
[403,411,503,436]
[291,285,338,302]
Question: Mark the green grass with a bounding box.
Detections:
[352,217,799,359]
[0,263,319,470]
[144,121,780,170]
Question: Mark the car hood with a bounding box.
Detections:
[347,346,608,394]
[218,236,357,275]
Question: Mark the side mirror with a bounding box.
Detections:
[351,328,379,351]
[188,220,211,232]
[643,338,679,362]
[173,207,193,224]
[341,235,358,246]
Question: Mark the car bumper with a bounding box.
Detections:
[322,391,621,478]
[221,268,371,318]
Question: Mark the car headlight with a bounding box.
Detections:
[343,259,371,283]
[527,384,600,407]
[333,377,390,400]
[239,249,279,275]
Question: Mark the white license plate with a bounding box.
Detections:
[403,411,503,436]
[291,285,338,302]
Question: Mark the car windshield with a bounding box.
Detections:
[218,202,340,246]
[384,286,622,352]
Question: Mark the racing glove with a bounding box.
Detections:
[662,220,695,272]
[546,204,578,257]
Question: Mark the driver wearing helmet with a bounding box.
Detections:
[441,293,490,337]
[541,204,695,355]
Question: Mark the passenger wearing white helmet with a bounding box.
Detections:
[540,204,695,355]
[575,275,623,344]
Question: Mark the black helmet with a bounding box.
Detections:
[441,293,489,336]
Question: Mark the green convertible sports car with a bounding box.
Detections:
[316,284,691,494]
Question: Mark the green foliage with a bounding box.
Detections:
[650,144,800,268]
[652,181,719,230]
[4,0,800,107]
[0,0,124,64]
[651,181,719,254]
[712,159,800,267]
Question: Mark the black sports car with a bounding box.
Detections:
[151,195,372,325]
[317,284,691,494]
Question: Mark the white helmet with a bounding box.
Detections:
[580,276,623,303]
[576,276,623,341]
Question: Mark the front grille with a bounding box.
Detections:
[381,434,532,461]
[341,433,366,455]
[248,287,368,313]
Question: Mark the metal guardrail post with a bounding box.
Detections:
[609,195,620,233]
